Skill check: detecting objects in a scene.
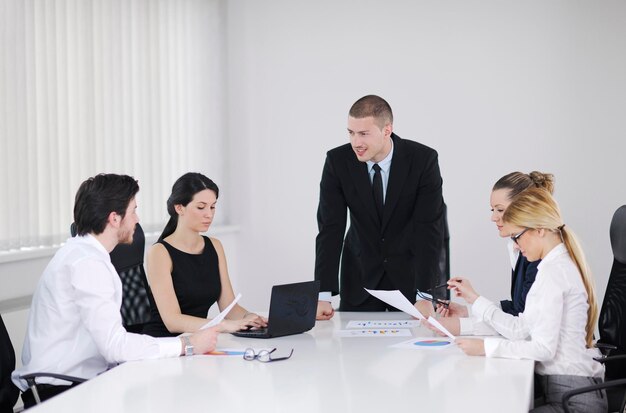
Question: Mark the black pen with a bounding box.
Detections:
[430,282,449,290]
[428,280,463,293]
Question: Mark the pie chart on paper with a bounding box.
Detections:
[413,339,451,347]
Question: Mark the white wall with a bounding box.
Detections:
[225,0,626,310]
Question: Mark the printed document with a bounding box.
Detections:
[364,288,456,340]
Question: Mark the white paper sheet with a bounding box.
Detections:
[346,320,421,329]
[364,288,426,320]
[200,293,242,330]
[427,316,456,341]
[364,288,456,339]
[335,329,412,338]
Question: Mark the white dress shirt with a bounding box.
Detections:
[365,140,394,204]
[472,243,604,378]
[12,234,181,390]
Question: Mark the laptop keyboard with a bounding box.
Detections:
[232,327,269,338]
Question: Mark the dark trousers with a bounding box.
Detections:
[339,273,403,312]
[21,383,77,409]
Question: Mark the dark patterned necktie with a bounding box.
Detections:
[372,164,383,222]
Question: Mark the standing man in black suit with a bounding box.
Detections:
[315,95,445,319]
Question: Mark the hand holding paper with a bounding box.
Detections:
[427,316,456,341]
[364,288,456,340]
[201,293,242,330]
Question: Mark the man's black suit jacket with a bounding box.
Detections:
[315,133,445,308]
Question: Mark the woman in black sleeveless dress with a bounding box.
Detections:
[142,173,267,337]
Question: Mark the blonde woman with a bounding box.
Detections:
[418,171,554,335]
[448,188,606,413]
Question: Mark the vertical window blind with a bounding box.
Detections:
[0,0,227,251]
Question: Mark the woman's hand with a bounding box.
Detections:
[424,317,461,336]
[448,277,479,305]
[242,312,268,328]
[435,301,468,318]
[218,319,257,333]
[456,338,485,356]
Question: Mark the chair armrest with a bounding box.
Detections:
[593,354,626,364]
[19,373,86,405]
[562,378,626,413]
[595,342,618,356]
[20,372,86,385]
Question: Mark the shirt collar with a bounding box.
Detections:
[366,139,394,173]
[71,233,111,257]
[506,239,519,270]
[537,243,568,270]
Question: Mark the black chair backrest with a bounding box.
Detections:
[0,314,19,413]
[109,223,152,332]
[598,205,626,380]
[611,205,626,264]
[70,222,151,333]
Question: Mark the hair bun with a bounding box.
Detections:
[529,171,555,194]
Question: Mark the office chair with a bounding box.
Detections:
[562,205,626,412]
[0,314,19,413]
[1,314,85,409]
[19,373,86,407]
[561,368,626,413]
[597,205,626,372]
[434,203,450,300]
[70,222,152,333]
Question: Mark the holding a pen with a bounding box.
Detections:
[422,171,557,337]
[427,280,466,318]
[436,187,607,412]
[447,278,479,304]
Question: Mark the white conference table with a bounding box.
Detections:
[29,312,534,413]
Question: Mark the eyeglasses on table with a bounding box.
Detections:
[243,348,294,363]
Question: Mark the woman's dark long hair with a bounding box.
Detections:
[158,173,219,241]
